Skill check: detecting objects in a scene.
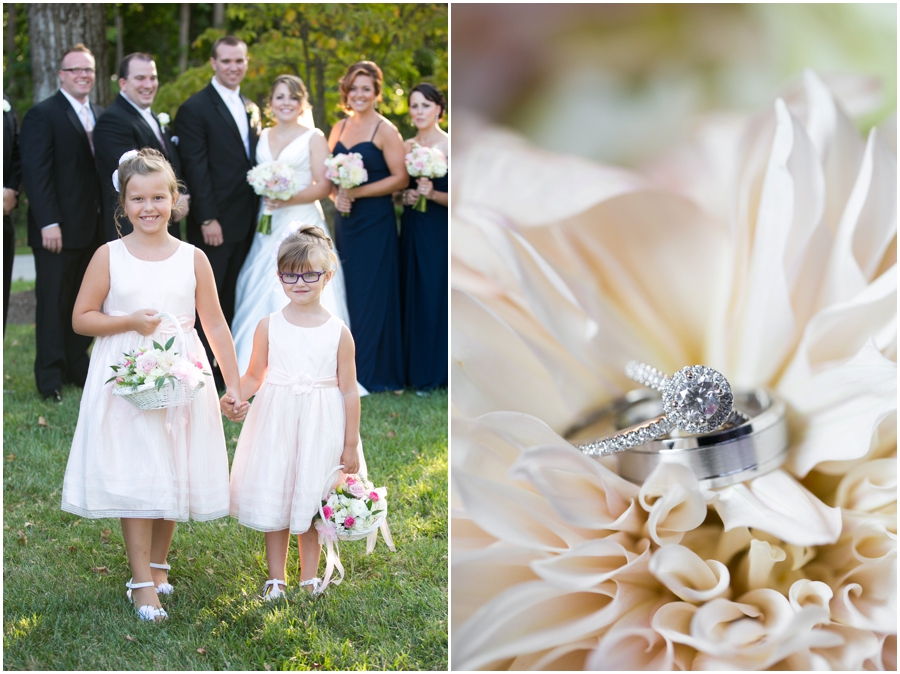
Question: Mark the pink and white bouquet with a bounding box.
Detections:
[107,336,208,394]
[324,152,367,217]
[246,161,301,234]
[404,143,447,212]
[315,474,387,540]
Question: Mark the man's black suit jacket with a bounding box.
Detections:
[94,94,185,241]
[19,90,103,250]
[174,83,261,245]
[4,94,21,196]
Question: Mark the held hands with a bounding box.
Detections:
[129,309,162,336]
[3,188,17,216]
[416,177,434,200]
[201,218,224,247]
[340,444,360,475]
[335,188,354,214]
[42,224,63,254]
[219,388,250,422]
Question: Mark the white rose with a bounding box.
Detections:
[157,112,170,128]
[2,99,10,113]
[349,498,369,517]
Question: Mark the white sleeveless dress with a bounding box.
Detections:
[232,127,352,373]
[61,240,230,521]
[229,311,367,534]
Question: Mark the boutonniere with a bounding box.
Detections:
[156,112,170,131]
[2,99,10,113]
[248,106,260,129]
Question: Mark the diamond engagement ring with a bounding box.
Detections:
[576,361,749,456]
[566,388,788,487]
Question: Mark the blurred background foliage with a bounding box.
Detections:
[453,3,895,167]
[3,3,448,139]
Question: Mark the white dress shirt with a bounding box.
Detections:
[120,92,165,148]
[46,89,98,231]
[211,76,250,159]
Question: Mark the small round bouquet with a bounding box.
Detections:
[107,335,209,410]
[324,152,367,217]
[246,161,301,234]
[315,473,388,541]
[404,143,447,212]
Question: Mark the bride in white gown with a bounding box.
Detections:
[233,75,363,394]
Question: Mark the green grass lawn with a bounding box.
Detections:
[3,323,448,670]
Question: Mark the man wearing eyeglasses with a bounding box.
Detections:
[19,44,104,402]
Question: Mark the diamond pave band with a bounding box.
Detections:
[577,361,748,457]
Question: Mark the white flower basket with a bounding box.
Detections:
[112,311,204,411]
[317,465,387,541]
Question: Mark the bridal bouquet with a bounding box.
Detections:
[314,474,387,540]
[106,337,208,409]
[246,161,301,234]
[324,152,367,217]
[404,143,447,212]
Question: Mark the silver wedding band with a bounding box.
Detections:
[566,388,788,488]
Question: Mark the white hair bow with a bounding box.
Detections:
[112,150,141,193]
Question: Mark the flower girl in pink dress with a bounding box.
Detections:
[229,225,362,598]
[61,149,248,622]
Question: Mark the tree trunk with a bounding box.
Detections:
[212,3,225,29]
[27,3,110,106]
[5,4,16,63]
[314,56,327,136]
[114,4,124,68]
[178,3,190,73]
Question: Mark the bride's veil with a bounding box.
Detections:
[300,105,316,130]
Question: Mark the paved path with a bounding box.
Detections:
[12,254,34,282]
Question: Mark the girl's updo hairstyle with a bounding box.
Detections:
[268,74,309,111]
[338,60,383,112]
[116,148,180,204]
[114,148,182,237]
[277,225,338,274]
[409,83,446,120]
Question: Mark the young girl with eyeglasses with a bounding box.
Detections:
[229,225,362,598]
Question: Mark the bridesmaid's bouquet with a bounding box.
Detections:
[246,161,301,234]
[324,152,367,217]
[404,143,447,212]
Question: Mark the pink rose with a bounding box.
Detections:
[369,491,379,501]
[344,516,355,529]
[115,376,124,383]
[345,476,357,485]
[322,505,333,519]
[136,353,157,372]
[348,481,366,497]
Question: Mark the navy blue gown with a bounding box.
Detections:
[333,124,405,391]
[400,170,448,390]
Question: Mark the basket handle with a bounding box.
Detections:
[149,310,188,357]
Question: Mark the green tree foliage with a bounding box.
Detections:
[5,3,447,139]
[154,3,448,138]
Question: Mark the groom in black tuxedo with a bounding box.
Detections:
[175,35,260,386]
[94,52,189,241]
[19,44,103,401]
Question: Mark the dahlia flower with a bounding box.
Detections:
[451,71,896,670]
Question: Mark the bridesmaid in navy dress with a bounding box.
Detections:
[400,84,448,391]
[327,61,409,392]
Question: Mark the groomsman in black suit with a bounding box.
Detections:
[4,93,22,333]
[19,44,103,401]
[94,52,190,241]
[175,35,260,386]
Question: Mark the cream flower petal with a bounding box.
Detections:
[531,535,652,591]
[708,469,842,546]
[789,578,834,613]
[866,632,897,671]
[451,513,499,555]
[452,580,660,671]
[453,472,593,553]
[830,557,897,632]
[509,446,644,534]
[781,340,896,477]
[834,457,897,513]
[639,463,708,546]
[453,115,648,228]
[451,289,573,427]
[508,638,597,671]
[739,539,788,592]
[649,544,731,603]
[849,521,897,564]
[451,545,546,630]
